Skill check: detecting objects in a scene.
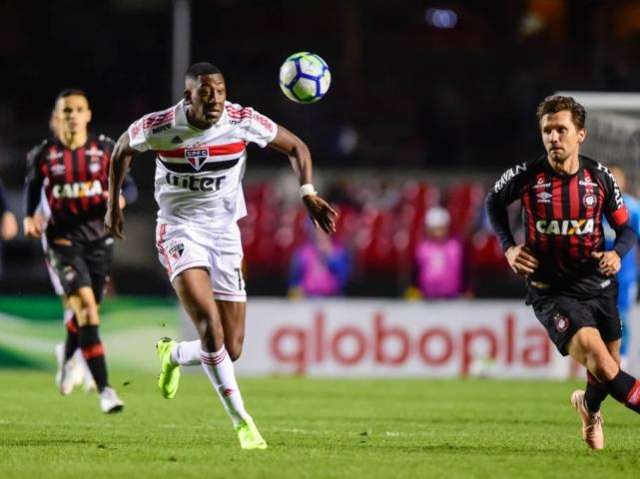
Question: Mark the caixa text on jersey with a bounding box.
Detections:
[165,172,225,192]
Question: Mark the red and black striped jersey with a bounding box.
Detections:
[486,155,633,297]
[25,135,116,242]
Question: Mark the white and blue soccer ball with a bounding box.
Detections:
[279,52,331,104]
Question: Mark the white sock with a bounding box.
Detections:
[63,308,74,325]
[170,340,201,366]
[73,349,94,385]
[200,347,249,427]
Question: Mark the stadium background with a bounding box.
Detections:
[1,0,640,371]
[4,2,640,477]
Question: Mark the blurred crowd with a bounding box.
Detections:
[3,0,640,298]
[240,177,522,298]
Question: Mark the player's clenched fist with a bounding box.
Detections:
[303,194,338,234]
[505,244,539,276]
[23,216,43,238]
[104,207,124,239]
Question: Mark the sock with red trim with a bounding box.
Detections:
[171,340,201,366]
[605,369,640,413]
[79,325,108,393]
[584,371,609,412]
[200,346,249,427]
[63,310,79,361]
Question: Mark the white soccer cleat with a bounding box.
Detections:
[99,387,125,414]
[82,374,98,393]
[55,343,79,396]
[74,351,97,393]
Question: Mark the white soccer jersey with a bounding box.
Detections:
[128,100,278,229]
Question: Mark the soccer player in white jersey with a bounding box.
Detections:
[105,62,337,450]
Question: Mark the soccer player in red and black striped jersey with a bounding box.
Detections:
[23,89,136,413]
[486,95,640,450]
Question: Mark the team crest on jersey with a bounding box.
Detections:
[553,313,569,333]
[185,148,209,171]
[89,156,102,174]
[583,193,597,208]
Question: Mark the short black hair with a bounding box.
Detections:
[55,88,87,103]
[185,62,221,80]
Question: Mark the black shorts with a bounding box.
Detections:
[46,237,114,303]
[526,285,621,356]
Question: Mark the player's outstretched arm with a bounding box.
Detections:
[105,131,139,239]
[268,125,337,234]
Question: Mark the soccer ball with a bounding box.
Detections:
[279,52,331,104]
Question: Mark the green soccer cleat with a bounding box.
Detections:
[156,337,180,399]
[235,416,268,450]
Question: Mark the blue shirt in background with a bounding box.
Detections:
[604,193,640,285]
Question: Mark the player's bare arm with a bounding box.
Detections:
[268,125,338,234]
[105,132,138,239]
[505,244,540,276]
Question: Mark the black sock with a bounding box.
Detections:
[78,325,109,392]
[605,369,640,413]
[64,315,79,361]
[584,371,608,412]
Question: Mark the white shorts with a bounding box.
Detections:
[156,222,246,302]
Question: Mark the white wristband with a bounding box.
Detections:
[299,183,317,198]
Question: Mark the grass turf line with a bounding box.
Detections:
[1,370,639,479]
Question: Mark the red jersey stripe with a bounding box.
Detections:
[568,176,580,261]
[76,147,90,211]
[522,185,535,244]
[157,141,246,158]
[551,177,565,269]
[63,149,78,215]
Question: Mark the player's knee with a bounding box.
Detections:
[69,294,99,326]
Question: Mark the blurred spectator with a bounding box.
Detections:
[412,206,465,299]
[0,178,17,241]
[288,222,350,298]
[0,177,18,279]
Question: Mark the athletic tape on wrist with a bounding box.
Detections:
[299,184,317,198]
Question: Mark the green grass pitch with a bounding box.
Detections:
[1,370,639,478]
